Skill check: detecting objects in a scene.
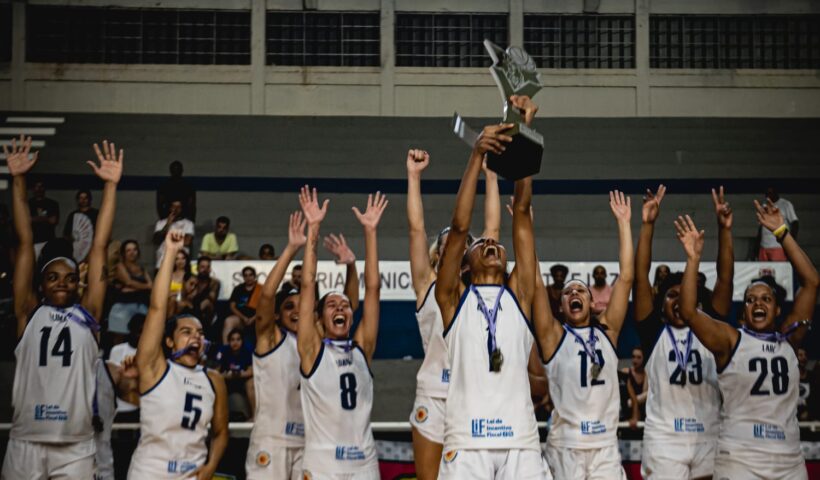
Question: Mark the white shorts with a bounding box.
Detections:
[301,466,380,480]
[408,394,446,444]
[641,439,716,479]
[545,444,626,480]
[1,437,95,480]
[438,449,552,480]
[714,447,807,480]
[245,442,303,480]
[94,434,114,480]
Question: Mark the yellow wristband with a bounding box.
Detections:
[773,224,788,240]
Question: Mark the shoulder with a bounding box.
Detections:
[206,368,227,392]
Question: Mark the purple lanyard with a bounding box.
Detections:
[665,326,693,372]
[563,324,602,367]
[471,285,505,370]
[323,338,353,353]
[741,320,807,343]
[170,339,211,360]
[47,303,100,333]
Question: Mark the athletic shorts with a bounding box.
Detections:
[438,449,552,480]
[300,465,380,480]
[408,394,446,444]
[1,437,95,480]
[641,439,716,479]
[545,443,626,480]
[714,447,807,480]
[245,442,303,480]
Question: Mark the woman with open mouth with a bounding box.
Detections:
[129,229,229,479]
[2,136,120,479]
[296,186,387,480]
[676,202,818,480]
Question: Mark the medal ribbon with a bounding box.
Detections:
[49,303,100,333]
[741,319,808,343]
[170,339,212,360]
[471,285,505,371]
[323,338,353,353]
[563,324,602,368]
[665,325,693,372]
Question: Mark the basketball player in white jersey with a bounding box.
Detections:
[247,211,359,480]
[297,186,387,479]
[633,186,733,479]
[434,95,550,480]
[2,136,121,480]
[529,189,631,480]
[130,230,229,479]
[406,147,501,480]
[95,356,139,480]
[676,204,818,480]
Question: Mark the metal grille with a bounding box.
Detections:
[395,13,508,67]
[266,11,380,66]
[651,15,820,69]
[0,4,11,63]
[26,6,250,65]
[524,15,635,68]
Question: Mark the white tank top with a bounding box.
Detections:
[11,304,100,443]
[545,324,620,449]
[717,329,801,455]
[644,325,720,443]
[415,282,450,398]
[250,328,304,447]
[300,341,377,473]
[130,361,215,476]
[95,360,117,480]
[443,285,540,451]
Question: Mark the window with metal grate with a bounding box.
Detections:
[395,13,508,67]
[524,14,635,69]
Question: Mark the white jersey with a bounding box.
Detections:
[545,325,620,449]
[443,285,540,451]
[644,325,720,443]
[130,361,215,477]
[300,341,377,473]
[95,361,117,480]
[11,304,100,443]
[415,282,450,398]
[717,329,801,455]
[250,328,304,447]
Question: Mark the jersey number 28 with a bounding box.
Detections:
[749,357,789,396]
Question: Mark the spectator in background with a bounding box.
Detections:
[193,256,220,331]
[200,216,239,260]
[109,240,152,345]
[547,263,569,319]
[63,189,99,240]
[152,199,193,269]
[756,186,799,261]
[169,249,191,299]
[109,313,145,422]
[623,346,648,429]
[651,263,670,299]
[798,347,812,420]
[169,272,199,318]
[217,328,254,420]
[156,160,196,221]
[28,179,59,258]
[258,243,275,260]
[222,266,261,343]
[590,264,613,315]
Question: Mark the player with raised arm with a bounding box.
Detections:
[676,203,818,480]
[297,186,387,480]
[537,191,633,480]
[2,136,121,479]
[406,147,501,480]
[129,230,229,479]
[634,186,733,479]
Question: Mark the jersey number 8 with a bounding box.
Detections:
[340,373,358,410]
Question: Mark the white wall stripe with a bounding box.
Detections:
[6,117,65,124]
[0,127,56,135]
[0,140,45,147]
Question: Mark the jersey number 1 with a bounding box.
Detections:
[39,327,72,367]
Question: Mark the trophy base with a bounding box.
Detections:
[486,123,543,181]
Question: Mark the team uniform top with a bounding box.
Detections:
[544,324,620,449]
[300,341,377,474]
[11,304,100,443]
[251,327,304,447]
[95,360,117,480]
[636,312,720,443]
[415,281,450,398]
[443,285,540,451]
[130,361,215,476]
[717,329,800,454]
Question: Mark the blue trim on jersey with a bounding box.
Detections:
[717,329,743,375]
[503,285,534,334]
[416,281,435,314]
[141,361,171,396]
[442,286,471,338]
[594,325,618,354]
[543,329,567,365]
[101,361,119,410]
[353,343,375,378]
[301,342,325,379]
[15,303,44,348]
[254,327,288,358]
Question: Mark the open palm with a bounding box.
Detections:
[3,135,39,176]
[353,191,388,229]
[288,211,307,248]
[299,185,329,225]
[609,190,632,223]
[674,215,704,258]
[324,233,356,265]
[88,140,123,184]
[641,184,665,223]
[754,199,784,233]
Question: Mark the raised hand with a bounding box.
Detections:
[406,149,430,175]
[753,199,785,233]
[165,229,186,253]
[352,191,388,230]
[674,215,705,259]
[509,95,538,126]
[711,186,733,229]
[476,124,514,155]
[609,190,632,223]
[88,140,123,184]
[287,211,307,248]
[482,157,498,182]
[121,355,139,379]
[641,184,666,224]
[3,135,39,177]
[299,185,329,226]
[324,233,356,265]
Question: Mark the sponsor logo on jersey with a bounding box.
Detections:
[167,460,198,473]
[441,368,451,383]
[753,423,786,440]
[443,450,458,463]
[335,446,366,460]
[256,450,271,466]
[580,420,606,435]
[470,418,514,438]
[285,421,305,437]
[415,406,429,423]
[674,417,705,433]
[183,377,204,390]
[33,404,67,421]
[337,357,353,367]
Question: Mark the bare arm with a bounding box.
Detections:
[481,160,501,241]
[634,185,665,322]
[196,371,229,480]
[406,149,435,300]
[711,186,734,318]
[297,186,328,372]
[599,191,634,343]
[323,233,359,311]
[353,192,388,363]
[627,379,640,428]
[508,176,536,317]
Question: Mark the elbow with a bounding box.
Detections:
[802,270,820,290]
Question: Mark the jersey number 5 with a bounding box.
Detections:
[340,373,358,410]
[181,393,203,430]
[39,327,72,367]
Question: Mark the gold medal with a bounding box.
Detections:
[591,363,601,380]
[490,349,504,372]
